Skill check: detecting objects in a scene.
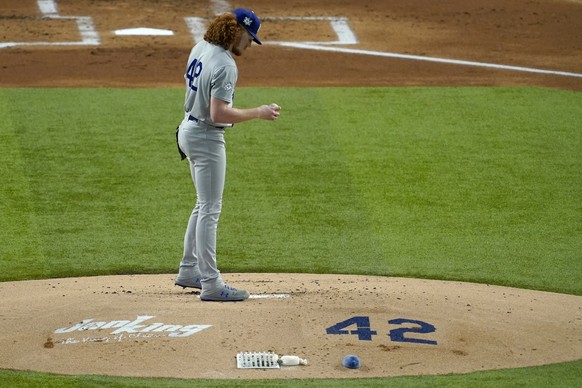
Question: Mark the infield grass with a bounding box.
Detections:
[1,86,581,386]
[0,360,581,387]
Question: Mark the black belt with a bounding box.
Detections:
[188,115,224,129]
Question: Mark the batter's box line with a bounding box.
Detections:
[185,15,358,45]
[264,16,358,45]
[0,0,100,49]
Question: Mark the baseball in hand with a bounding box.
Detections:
[270,103,281,119]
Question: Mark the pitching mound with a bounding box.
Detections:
[0,273,580,379]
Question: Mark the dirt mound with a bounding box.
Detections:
[1,273,580,379]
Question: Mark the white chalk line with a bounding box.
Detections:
[0,0,100,48]
[37,0,58,15]
[2,1,580,79]
[269,42,582,79]
[262,17,582,78]
[211,0,232,16]
[184,17,206,44]
[262,16,357,46]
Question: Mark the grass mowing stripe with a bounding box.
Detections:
[1,89,190,276]
[324,87,582,294]
[0,89,47,279]
[0,359,581,387]
[0,87,580,387]
[221,87,387,274]
[0,87,580,296]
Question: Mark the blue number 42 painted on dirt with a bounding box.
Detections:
[326,316,437,345]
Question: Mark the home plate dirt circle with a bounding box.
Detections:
[0,273,580,379]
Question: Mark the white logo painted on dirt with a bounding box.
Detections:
[54,315,211,344]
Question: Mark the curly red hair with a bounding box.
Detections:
[204,13,242,50]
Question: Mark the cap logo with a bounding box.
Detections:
[233,8,262,44]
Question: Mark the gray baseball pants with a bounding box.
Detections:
[177,121,226,284]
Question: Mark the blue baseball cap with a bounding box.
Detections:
[233,8,262,45]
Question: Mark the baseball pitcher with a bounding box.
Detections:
[174,9,281,301]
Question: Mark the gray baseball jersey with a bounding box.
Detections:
[183,40,237,127]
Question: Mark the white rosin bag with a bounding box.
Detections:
[236,352,308,369]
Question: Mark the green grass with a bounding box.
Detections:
[1,359,581,387]
[0,87,581,386]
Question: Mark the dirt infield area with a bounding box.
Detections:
[0,0,581,89]
[0,0,581,380]
[1,274,581,379]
